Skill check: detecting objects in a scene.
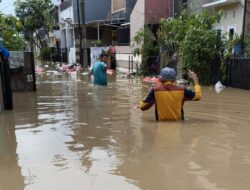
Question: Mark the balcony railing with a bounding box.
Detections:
[202,0,238,8]
[112,9,126,19]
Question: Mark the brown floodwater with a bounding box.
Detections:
[1,72,250,190]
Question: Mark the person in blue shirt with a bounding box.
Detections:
[0,47,10,60]
[91,54,108,86]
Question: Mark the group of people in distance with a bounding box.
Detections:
[90,53,202,122]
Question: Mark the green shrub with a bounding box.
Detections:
[40,47,52,61]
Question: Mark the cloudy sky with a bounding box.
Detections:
[0,0,60,16]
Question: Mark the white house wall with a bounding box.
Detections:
[61,29,67,48]
[114,0,144,73]
[115,46,141,73]
[60,7,76,64]
[59,6,74,23]
[130,0,145,41]
[68,48,76,64]
[188,0,246,36]
[214,3,245,35]
[245,2,250,35]
[53,30,61,40]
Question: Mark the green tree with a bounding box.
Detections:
[0,14,24,50]
[15,0,53,50]
[132,27,159,75]
[158,10,226,84]
[244,34,250,55]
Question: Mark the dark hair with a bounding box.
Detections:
[100,54,108,58]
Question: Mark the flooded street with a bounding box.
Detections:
[1,72,250,190]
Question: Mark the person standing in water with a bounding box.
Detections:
[138,67,201,121]
[0,47,13,110]
[91,54,108,86]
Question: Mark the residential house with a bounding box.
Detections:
[188,0,250,38]
[32,6,61,57]
[49,5,61,50]
[115,0,175,73]
[59,0,77,65]
[59,0,122,65]
[58,0,181,70]
[58,0,137,65]
[46,5,63,62]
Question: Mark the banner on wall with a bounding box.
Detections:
[90,47,109,68]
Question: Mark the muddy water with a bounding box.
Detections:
[1,73,250,190]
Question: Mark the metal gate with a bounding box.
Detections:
[9,51,36,92]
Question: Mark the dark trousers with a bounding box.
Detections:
[0,59,13,110]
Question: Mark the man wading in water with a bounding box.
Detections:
[138,67,201,121]
[90,54,108,86]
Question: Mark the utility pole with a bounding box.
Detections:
[241,0,247,55]
[77,0,83,66]
[80,0,88,68]
[172,0,175,18]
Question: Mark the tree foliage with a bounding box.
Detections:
[158,10,225,84]
[15,0,53,49]
[132,10,235,84]
[0,14,24,50]
[40,46,52,61]
[132,27,159,75]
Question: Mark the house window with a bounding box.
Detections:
[61,29,67,48]
[69,29,74,48]
[229,28,234,40]
[117,27,130,45]
[112,0,125,13]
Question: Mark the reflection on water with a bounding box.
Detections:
[0,112,25,190]
[1,73,250,190]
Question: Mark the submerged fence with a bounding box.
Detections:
[1,51,36,112]
[160,56,250,90]
[228,58,250,90]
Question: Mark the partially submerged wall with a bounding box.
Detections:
[115,46,141,73]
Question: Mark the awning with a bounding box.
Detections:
[202,0,238,8]
[86,18,127,28]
